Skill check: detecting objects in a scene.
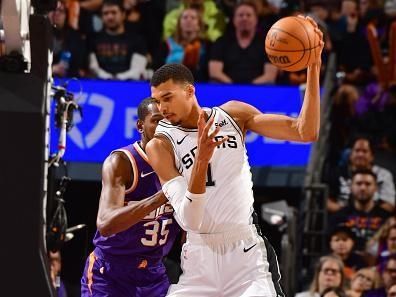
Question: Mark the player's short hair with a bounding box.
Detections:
[150,63,194,87]
[137,97,155,121]
[351,168,377,182]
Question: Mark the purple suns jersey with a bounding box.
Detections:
[93,141,180,261]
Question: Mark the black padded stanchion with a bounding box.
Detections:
[0,12,56,297]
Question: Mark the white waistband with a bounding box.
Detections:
[186,224,259,246]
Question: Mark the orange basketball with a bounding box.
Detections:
[265,16,321,72]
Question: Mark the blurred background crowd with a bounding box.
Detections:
[1,0,395,296]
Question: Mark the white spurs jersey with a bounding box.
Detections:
[155,107,254,233]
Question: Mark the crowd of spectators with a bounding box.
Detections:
[3,0,396,296]
[47,0,396,296]
[47,0,383,85]
[304,0,396,295]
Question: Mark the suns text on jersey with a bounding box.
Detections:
[143,202,174,220]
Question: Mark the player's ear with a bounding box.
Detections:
[185,84,195,98]
[136,119,144,134]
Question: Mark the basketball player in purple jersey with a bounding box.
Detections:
[81,97,180,297]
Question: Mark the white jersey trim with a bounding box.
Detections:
[132,142,149,163]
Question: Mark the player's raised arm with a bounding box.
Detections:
[96,152,167,237]
[146,112,226,232]
[222,18,324,143]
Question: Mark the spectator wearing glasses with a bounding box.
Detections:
[295,255,345,297]
[363,255,396,297]
[347,267,379,297]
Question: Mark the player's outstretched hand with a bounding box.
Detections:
[298,15,324,68]
[196,110,228,163]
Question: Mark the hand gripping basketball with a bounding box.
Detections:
[265,15,324,72]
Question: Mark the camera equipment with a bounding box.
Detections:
[52,83,82,132]
[46,176,70,252]
[46,81,83,252]
[50,82,82,167]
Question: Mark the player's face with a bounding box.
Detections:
[351,173,377,202]
[141,103,164,142]
[151,79,195,126]
[350,139,373,169]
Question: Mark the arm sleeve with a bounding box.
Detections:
[162,176,206,232]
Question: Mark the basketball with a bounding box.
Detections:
[265,16,322,72]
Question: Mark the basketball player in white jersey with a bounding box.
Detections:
[146,16,323,297]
